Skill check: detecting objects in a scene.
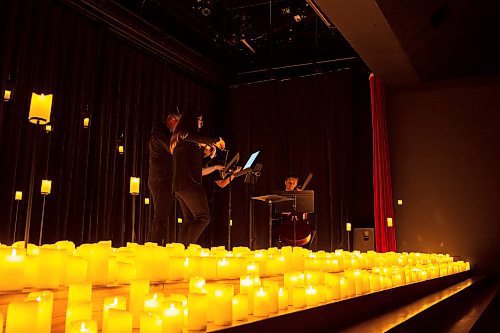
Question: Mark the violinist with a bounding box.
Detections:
[170,110,225,246]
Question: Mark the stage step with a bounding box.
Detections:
[343,276,499,333]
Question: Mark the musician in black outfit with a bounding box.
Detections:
[148,113,180,244]
[170,111,225,246]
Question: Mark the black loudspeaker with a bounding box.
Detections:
[353,228,375,252]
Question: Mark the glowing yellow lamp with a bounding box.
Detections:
[15,191,23,201]
[83,117,90,128]
[29,93,53,125]
[3,89,12,101]
[129,177,140,195]
[41,179,52,195]
[45,124,52,132]
[144,197,150,205]
[346,223,352,232]
[118,145,124,154]
[397,199,403,205]
[387,217,393,227]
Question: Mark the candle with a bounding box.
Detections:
[263,280,279,314]
[102,296,127,333]
[66,302,92,333]
[162,302,182,333]
[187,293,207,331]
[0,248,25,291]
[387,217,393,227]
[64,256,88,285]
[68,283,92,305]
[316,285,328,303]
[253,287,270,317]
[339,277,348,299]
[36,248,63,288]
[107,309,132,333]
[15,191,22,201]
[346,223,352,232]
[354,270,363,295]
[27,290,54,333]
[118,145,124,154]
[247,262,260,275]
[144,197,150,205]
[45,124,52,132]
[232,294,248,321]
[292,286,306,308]
[305,285,318,306]
[278,287,288,310]
[216,257,232,279]
[140,312,162,333]
[29,93,52,125]
[213,284,233,326]
[189,276,206,294]
[129,280,149,328]
[370,272,380,291]
[144,292,164,312]
[5,300,39,332]
[83,117,90,128]
[70,320,97,333]
[130,177,140,195]
[3,89,12,101]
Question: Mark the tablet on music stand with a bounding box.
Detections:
[243,151,260,170]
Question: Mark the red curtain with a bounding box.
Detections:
[370,74,397,252]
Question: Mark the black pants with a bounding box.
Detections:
[176,185,211,246]
[148,180,175,244]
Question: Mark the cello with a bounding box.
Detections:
[279,173,313,246]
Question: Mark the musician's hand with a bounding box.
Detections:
[234,166,242,173]
[215,137,225,150]
[214,165,225,171]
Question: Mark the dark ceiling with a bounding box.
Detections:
[113,0,365,82]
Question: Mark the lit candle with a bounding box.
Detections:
[45,124,52,133]
[118,145,124,154]
[292,286,306,308]
[346,223,352,232]
[83,117,90,128]
[354,270,363,295]
[130,177,140,195]
[397,199,403,205]
[15,191,22,201]
[129,279,149,328]
[64,255,88,285]
[66,302,92,333]
[214,284,233,326]
[216,257,232,279]
[278,287,288,310]
[29,93,53,125]
[387,217,393,227]
[253,287,270,317]
[3,89,12,101]
[0,248,25,291]
[36,248,62,288]
[102,296,127,333]
[305,285,318,306]
[69,320,97,333]
[68,283,92,305]
[27,290,54,333]
[232,294,248,321]
[187,293,207,331]
[263,280,279,314]
[189,276,206,294]
[144,197,150,205]
[247,262,260,275]
[144,292,164,312]
[106,309,132,333]
[340,277,348,299]
[162,302,182,333]
[40,180,52,195]
[316,285,328,303]
[139,312,162,333]
[5,300,39,332]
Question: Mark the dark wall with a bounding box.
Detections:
[386,77,500,276]
[0,0,219,246]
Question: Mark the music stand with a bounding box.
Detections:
[274,190,314,246]
[252,195,293,248]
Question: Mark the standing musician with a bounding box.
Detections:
[170,110,226,246]
[148,112,180,245]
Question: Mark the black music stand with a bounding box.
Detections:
[252,195,293,248]
[274,190,315,246]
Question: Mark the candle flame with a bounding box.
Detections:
[80,322,87,331]
[11,248,17,256]
[113,297,118,306]
[36,296,42,302]
[184,257,189,267]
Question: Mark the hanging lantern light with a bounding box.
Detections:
[29,93,53,125]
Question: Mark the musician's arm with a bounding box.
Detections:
[202,165,224,176]
[215,174,235,188]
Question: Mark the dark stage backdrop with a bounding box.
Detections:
[212,70,372,251]
[0,0,219,246]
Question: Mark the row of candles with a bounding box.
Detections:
[0,259,470,333]
[0,241,465,290]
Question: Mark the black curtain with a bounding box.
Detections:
[0,0,218,246]
[217,70,369,251]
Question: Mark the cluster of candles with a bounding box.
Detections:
[0,241,470,332]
